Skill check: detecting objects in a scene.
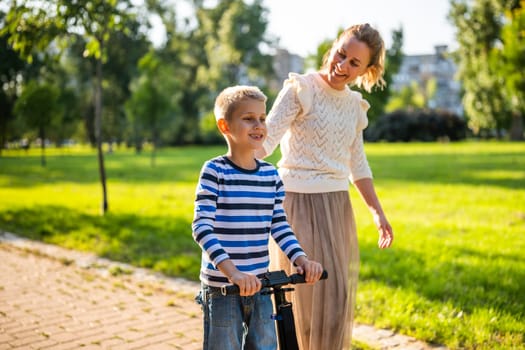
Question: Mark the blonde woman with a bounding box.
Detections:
[256,24,394,350]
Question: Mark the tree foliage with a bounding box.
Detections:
[194,0,274,93]
[1,0,297,152]
[14,81,62,166]
[2,0,144,214]
[449,0,523,139]
[142,0,274,145]
[126,51,182,165]
[498,1,525,139]
[0,10,40,154]
[145,0,206,145]
[386,78,437,112]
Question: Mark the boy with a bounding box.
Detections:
[192,85,323,350]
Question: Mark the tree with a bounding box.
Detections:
[3,0,142,214]
[385,78,437,112]
[193,0,274,100]
[126,51,181,166]
[449,0,522,138]
[147,0,205,145]
[0,10,35,155]
[146,0,274,144]
[98,19,150,146]
[385,82,425,112]
[14,81,62,166]
[498,1,525,140]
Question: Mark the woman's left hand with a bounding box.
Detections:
[374,213,394,249]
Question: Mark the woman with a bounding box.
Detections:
[256,23,394,350]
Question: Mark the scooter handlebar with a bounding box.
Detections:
[221,270,328,296]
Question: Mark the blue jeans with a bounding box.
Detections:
[196,285,277,350]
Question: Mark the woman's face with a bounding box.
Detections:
[323,36,371,90]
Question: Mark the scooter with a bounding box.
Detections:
[221,269,328,350]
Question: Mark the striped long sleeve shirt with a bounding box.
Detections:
[192,156,306,287]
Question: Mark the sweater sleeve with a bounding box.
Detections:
[192,162,229,267]
[349,94,373,183]
[262,73,311,157]
[270,174,306,263]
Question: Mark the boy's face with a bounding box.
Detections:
[221,98,267,151]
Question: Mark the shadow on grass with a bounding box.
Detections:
[0,205,201,281]
[359,240,525,323]
[0,147,223,188]
[3,147,524,190]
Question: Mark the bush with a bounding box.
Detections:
[198,110,224,144]
[365,109,467,142]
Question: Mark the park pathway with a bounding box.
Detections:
[0,231,447,350]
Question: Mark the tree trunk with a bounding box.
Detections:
[40,126,46,167]
[95,54,108,214]
[0,121,4,157]
[151,128,158,168]
[509,112,524,141]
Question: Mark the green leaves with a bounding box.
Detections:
[83,37,101,59]
[194,0,273,91]
[449,0,523,138]
[14,81,62,129]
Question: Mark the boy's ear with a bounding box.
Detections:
[217,118,229,134]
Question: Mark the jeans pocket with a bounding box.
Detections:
[209,293,236,327]
[255,293,275,325]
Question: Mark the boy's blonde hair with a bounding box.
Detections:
[214,85,267,122]
[322,23,386,92]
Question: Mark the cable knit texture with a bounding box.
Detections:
[263,72,373,193]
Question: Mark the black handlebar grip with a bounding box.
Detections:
[289,270,328,284]
[219,278,277,295]
[220,270,328,295]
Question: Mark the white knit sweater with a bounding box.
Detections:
[263,72,373,193]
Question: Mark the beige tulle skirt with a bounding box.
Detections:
[269,191,360,350]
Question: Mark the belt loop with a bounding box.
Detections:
[201,284,209,304]
[206,287,211,304]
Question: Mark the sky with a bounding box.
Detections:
[153,0,458,57]
[261,0,458,56]
[1,1,457,57]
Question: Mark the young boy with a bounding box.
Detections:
[192,85,323,350]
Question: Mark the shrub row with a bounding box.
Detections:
[365,109,467,142]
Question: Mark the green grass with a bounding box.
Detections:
[1,141,524,349]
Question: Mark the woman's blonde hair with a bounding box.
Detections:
[321,23,386,92]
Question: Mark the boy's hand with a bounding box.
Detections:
[217,259,261,296]
[294,256,323,283]
[229,271,261,296]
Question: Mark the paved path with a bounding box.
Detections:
[0,232,448,350]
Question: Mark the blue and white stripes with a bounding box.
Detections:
[192,156,305,287]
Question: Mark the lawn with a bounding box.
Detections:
[0,141,524,349]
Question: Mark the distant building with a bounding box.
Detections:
[270,48,304,91]
[270,46,462,116]
[391,45,462,116]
